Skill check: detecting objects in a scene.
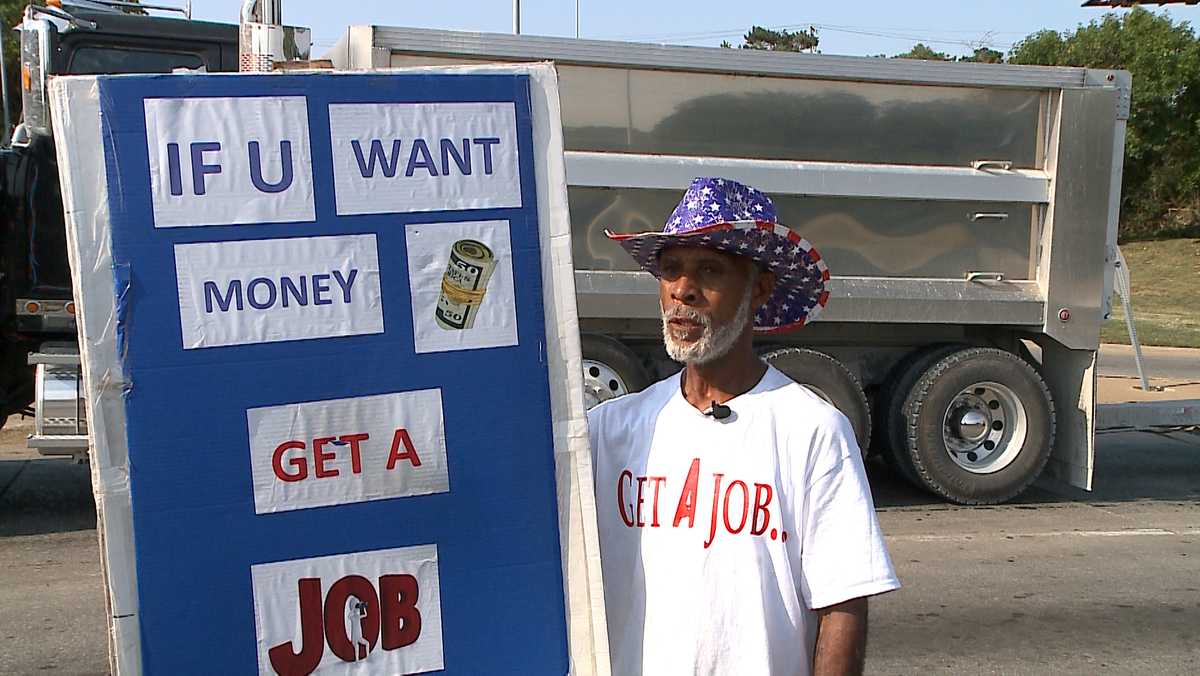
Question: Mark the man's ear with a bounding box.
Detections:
[753,267,776,310]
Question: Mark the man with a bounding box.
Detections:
[588,178,899,675]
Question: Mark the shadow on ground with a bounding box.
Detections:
[0,458,97,537]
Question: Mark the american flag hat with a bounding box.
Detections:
[606,177,830,333]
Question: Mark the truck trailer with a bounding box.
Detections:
[328,24,1137,505]
[7,2,1197,505]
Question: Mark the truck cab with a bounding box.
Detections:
[0,1,237,454]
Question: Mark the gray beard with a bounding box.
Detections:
[661,283,755,365]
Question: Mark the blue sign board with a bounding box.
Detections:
[85,72,570,674]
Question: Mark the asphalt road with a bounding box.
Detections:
[0,421,107,676]
[869,428,1199,675]
[0,348,1197,675]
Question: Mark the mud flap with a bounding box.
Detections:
[1036,338,1096,490]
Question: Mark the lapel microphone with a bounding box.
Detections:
[704,401,732,420]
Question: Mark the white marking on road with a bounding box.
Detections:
[886,527,1196,543]
[1072,528,1175,537]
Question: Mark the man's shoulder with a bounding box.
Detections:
[587,372,678,429]
[757,366,855,433]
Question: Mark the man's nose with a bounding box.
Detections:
[667,273,700,304]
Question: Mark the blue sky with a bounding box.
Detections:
[191,1,1200,59]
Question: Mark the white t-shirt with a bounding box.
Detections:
[588,365,899,676]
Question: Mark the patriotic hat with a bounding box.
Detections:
[606,177,830,333]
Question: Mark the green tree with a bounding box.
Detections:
[1005,29,1064,65]
[893,43,951,61]
[1010,8,1200,239]
[960,46,1005,63]
[724,25,819,52]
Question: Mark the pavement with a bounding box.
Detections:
[0,345,1197,674]
[1097,344,1200,381]
[1097,344,1200,403]
[0,418,107,675]
[869,427,1199,675]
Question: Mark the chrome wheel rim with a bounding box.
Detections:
[942,381,1027,474]
[583,359,631,409]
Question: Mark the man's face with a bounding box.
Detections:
[658,246,773,364]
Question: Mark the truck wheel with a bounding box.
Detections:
[581,334,650,409]
[880,344,965,487]
[762,348,871,454]
[902,348,1055,505]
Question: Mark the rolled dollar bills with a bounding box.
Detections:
[435,239,497,330]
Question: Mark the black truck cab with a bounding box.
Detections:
[0,1,236,430]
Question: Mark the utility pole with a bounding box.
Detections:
[576,0,580,38]
[513,0,520,35]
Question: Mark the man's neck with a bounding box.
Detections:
[679,338,766,412]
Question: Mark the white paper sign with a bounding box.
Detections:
[144,96,315,227]
[246,389,449,514]
[174,234,383,349]
[251,545,444,676]
[328,102,522,216]
[405,220,519,354]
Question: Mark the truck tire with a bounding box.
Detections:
[762,348,871,454]
[581,334,650,409]
[902,347,1056,505]
[879,344,965,487]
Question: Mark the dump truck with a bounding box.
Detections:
[327,24,1200,505]
[8,2,1197,504]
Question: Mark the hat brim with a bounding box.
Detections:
[606,220,831,333]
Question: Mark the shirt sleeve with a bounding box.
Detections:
[796,410,900,610]
[586,404,603,492]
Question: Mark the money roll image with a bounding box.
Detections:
[435,239,498,330]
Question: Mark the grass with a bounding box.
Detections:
[1099,237,1200,348]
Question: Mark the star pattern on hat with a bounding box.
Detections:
[608,178,830,332]
[662,178,778,235]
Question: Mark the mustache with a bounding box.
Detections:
[662,304,712,327]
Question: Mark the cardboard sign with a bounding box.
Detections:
[52,69,607,675]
